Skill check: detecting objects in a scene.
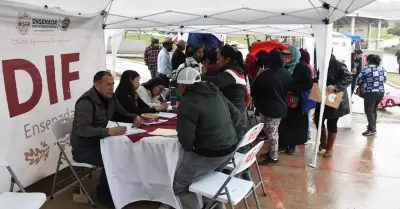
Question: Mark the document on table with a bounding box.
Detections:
[142,119,168,126]
[148,128,177,137]
[158,112,177,119]
[107,121,147,135]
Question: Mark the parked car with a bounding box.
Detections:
[378,92,400,109]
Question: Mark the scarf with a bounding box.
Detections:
[285,45,301,75]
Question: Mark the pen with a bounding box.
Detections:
[115,122,120,126]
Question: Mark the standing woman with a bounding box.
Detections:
[299,49,316,139]
[279,45,313,154]
[315,54,352,157]
[356,54,386,136]
[251,49,294,165]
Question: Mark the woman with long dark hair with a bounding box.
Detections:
[115,70,167,117]
[136,76,168,108]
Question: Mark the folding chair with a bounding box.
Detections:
[189,141,265,209]
[0,158,46,209]
[50,117,97,207]
[225,123,267,198]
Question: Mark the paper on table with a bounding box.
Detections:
[142,119,168,126]
[106,121,147,135]
[158,112,177,118]
[148,128,177,137]
[124,128,147,135]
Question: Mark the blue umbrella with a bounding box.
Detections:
[187,33,223,51]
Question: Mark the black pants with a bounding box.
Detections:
[150,70,158,79]
[73,147,111,200]
[314,116,339,133]
[364,92,384,132]
[351,74,358,97]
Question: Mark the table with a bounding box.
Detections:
[100,119,183,209]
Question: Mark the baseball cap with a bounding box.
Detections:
[151,38,159,44]
[176,67,201,85]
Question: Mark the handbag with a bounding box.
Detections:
[300,88,317,113]
[355,86,364,98]
[286,91,299,108]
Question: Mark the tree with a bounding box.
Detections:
[387,26,400,36]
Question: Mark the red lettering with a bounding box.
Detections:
[45,55,58,104]
[3,59,42,118]
[61,53,79,100]
[3,53,80,118]
[245,153,255,163]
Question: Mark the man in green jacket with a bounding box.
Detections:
[171,66,241,209]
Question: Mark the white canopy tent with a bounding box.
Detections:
[6,0,376,168]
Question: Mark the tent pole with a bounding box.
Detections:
[309,23,333,168]
[246,35,251,51]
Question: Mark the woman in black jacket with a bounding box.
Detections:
[315,54,352,157]
[114,70,166,119]
[278,45,314,155]
[251,49,294,165]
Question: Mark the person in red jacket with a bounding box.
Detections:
[246,52,258,82]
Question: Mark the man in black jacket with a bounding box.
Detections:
[171,40,186,70]
[172,66,240,209]
[71,71,142,206]
[351,49,363,97]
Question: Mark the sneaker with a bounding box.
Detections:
[260,152,269,158]
[279,148,287,153]
[362,130,376,136]
[287,146,296,155]
[259,157,279,166]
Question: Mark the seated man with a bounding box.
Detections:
[172,67,242,209]
[70,71,142,206]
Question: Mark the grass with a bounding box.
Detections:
[387,72,400,86]
[371,28,397,40]
[336,27,398,40]
[384,44,400,55]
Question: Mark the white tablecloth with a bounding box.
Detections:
[100,135,183,209]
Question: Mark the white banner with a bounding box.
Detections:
[0,1,105,192]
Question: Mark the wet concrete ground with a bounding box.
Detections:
[41,113,400,209]
[40,57,400,208]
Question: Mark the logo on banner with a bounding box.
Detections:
[60,17,70,31]
[17,12,30,35]
[16,12,71,34]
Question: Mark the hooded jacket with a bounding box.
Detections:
[177,82,241,157]
[316,55,352,119]
[251,50,294,118]
[201,61,246,113]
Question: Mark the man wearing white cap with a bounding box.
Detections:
[170,67,241,209]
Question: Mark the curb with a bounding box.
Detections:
[387,82,400,89]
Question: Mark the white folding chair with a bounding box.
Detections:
[225,123,267,199]
[50,117,97,207]
[189,141,265,209]
[0,158,46,209]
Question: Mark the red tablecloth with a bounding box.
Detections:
[127,119,177,143]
